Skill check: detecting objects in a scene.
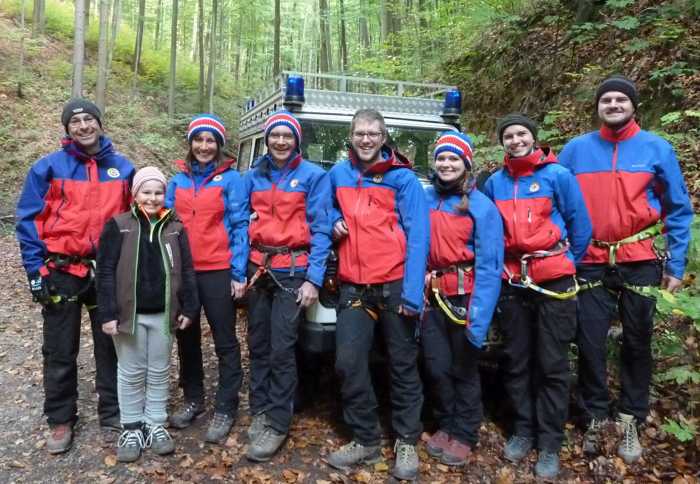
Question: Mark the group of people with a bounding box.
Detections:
[15,74,692,481]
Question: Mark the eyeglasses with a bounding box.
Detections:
[352,131,384,140]
[68,114,98,126]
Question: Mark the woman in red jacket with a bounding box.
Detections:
[165,114,249,444]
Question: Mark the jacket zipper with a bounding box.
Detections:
[157,220,172,337]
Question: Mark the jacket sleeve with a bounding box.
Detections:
[304,169,333,287]
[96,218,123,324]
[396,172,430,313]
[655,143,693,279]
[15,157,52,276]
[554,167,592,262]
[178,227,200,320]
[165,177,177,209]
[224,173,250,282]
[466,192,504,348]
[328,165,344,227]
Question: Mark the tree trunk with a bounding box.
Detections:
[207,0,218,112]
[32,0,45,38]
[96,0,110,113]
[133,0,146,74]
[168,0,178,119]
[107,0,120,80]
[85,0,91,27]
[319,0,332,73]
[338,0,347,71]
[154,0,163,49]
[191,4,199,62]
[358,0,370,52]
[197,0,205,111]
[273,0,280,77]
[232,17,241,82]
[71,0,86,98]
[18,0,27,97]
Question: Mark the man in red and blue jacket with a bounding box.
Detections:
[327,109,429,481]
[559,76,693,464]
[243,110,332,462]
[15,99,134,454]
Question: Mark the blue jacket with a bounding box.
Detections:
[425,184,504,347]
[244,153,332,287]
[329,148,430,313]
[165,159,249,282]
[559,120,692,278]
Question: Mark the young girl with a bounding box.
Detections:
[483,114,592,479]
[422,132,503,466]
[97,166,199,462]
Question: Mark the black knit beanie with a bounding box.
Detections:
[61,98,103,131]
[595,75,638,110]
[496,113,538,145]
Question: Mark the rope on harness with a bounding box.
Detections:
[428,264,473,326]
[591,221,664,266]
[505,241,579,300]
[44,254,96,304]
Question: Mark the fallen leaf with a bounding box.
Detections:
[374,461,389,472]
[353,469,371,483]
[104,455,117,467]
[179,454,194,468]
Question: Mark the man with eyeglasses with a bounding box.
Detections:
[15,98,135,453]
[327,109,429,481]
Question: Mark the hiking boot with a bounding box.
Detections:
[247,413,267,442]
[616,413,642,464]
[535,450,560,479]
[47,423,74,454]
[426,430,451,458]
[145,424,175,455]
[246,426,287,462]
[327,440,381,471]
[117,427,145,462]
[169,401,205,429]
[503,435,533,463]
[392,439,419,481]
[583,418,605,455]
[206,412,234,444]
[441,438,471,466]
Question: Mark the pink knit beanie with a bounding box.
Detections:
[132,166,167,196]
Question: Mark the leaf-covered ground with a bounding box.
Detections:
[0,232,697,483]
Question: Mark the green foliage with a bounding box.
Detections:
[662,417,697,443]
[657,365,700,385]
[623,38,650,53]
[649,62,696,82]
[606,0,635,8]
[611,16,640,31]
[538,111,567,147]
[569,22,608,44]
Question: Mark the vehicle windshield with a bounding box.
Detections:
[300,120,442,176]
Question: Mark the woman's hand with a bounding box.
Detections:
[177,314,192,330]
[231,279,247,299]
[102,320,119,336]
[333,220,349,241]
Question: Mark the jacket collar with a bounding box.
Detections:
[349,145,413,175]
[61,135,114,162]
[175,158,235,176]
[504,146,557,178]
[599,119,640,142]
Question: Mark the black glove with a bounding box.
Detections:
[28,272,51,305]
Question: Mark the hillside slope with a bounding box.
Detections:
[0,12,185,217]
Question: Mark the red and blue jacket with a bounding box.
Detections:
[165,159,249,282]
[244,152,332,287]
[16,136,134,278]
[483,147,592,283]
[329,147,430,313]
[559,120,692,279]
[425,185,504,347]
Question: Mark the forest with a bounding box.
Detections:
[0,0,698,482]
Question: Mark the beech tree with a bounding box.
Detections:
[95,0,110,112]
[168,0,178,118]
[71,0,86,98]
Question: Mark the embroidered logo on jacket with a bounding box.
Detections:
[372,174,383,183]
[290,179,299,188]
[529,182,540,193]
[107,168,121,178]
[213,175,223,182]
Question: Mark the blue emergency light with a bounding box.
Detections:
[284,75,305,111]
[442,89,462,124]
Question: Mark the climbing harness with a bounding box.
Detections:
[428,264,473,325]
[505,241,579,300]
[43,253,97,306]
[591,221,664,266]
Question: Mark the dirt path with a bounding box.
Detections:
[0,234,696,483]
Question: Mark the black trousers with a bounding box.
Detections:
[334,281,423,446]
[496,277,577,452]
[421,297,482,446]
[42,269,119,426]
[576,261,661,422]
[175,270,242,417]
[246,264,305,433]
